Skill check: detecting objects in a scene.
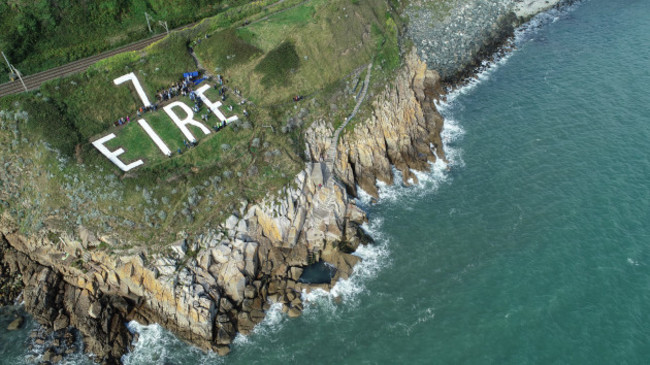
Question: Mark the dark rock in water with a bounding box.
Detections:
[42,348,55,362]
[7,315,24,330]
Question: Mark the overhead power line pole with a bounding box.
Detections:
[2,51,27,92]
[1,51,11,71]
[144,12,153,33]
[159,20,169,35]
[13,67,27,92]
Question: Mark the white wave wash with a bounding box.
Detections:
[122,321,225,365]
[300,217,392,308]
[232,302,286,346]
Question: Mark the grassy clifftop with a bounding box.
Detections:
[0,0,403,254]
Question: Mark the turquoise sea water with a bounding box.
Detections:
[3,0,650,363]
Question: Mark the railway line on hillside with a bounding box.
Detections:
[0,33,169,98]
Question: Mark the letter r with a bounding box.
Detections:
[163,101,211,143]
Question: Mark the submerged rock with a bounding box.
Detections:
[7,315,24,330]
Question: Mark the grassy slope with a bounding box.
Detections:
[195,0,388,106]
[0,0,401,254]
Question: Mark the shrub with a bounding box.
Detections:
[254,41,300,87]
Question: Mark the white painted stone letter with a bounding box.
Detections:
[138,119,171,156]
[92,134,144,172]
[114,72,152,107]
[163,101,211,143]
[196,85,238,124]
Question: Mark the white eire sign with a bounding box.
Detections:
[92,73,238,171]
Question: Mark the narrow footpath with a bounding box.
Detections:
[317,62,372,187]
[326,63,373,167]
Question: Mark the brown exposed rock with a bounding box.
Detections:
[317,49,447,198]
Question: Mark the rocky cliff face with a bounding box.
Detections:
[0,159,366,363]
[306,50,447,198]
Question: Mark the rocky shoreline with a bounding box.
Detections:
[407,0,570,83]
[1,1,572,363]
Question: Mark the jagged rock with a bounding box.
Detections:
[225,216,238,231]
[220,262,246,303]
[211,244,231,264]
[88,302,102,319]
[244,285,256,299]
[286,245,308,266]
[287,307,302,318]
[171,239,187,257]
[250,309,265,323]
[216,345,230,356]
[289,267,303,281]
[42,348,55,362]
[53,314,69,331]
[7,316,24,330]
[237,311,255,334]
[220,297,234,313]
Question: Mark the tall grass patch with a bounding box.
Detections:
[254,41,300,88]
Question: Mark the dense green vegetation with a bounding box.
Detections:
[0,0,245,82]
[0,0,404,252]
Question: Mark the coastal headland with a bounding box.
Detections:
[0,0,569,363]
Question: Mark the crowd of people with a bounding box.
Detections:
[112,71,249,157]
[113,115,131,127]
[155,76,194,102]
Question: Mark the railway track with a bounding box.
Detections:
[0,32,169,98]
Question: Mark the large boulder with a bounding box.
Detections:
[220,262,246,303]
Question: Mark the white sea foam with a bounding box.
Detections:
[122,321,224,365]
[301,217,391,311]
[233,302,286,346]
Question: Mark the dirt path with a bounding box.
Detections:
[326,62,373,165]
